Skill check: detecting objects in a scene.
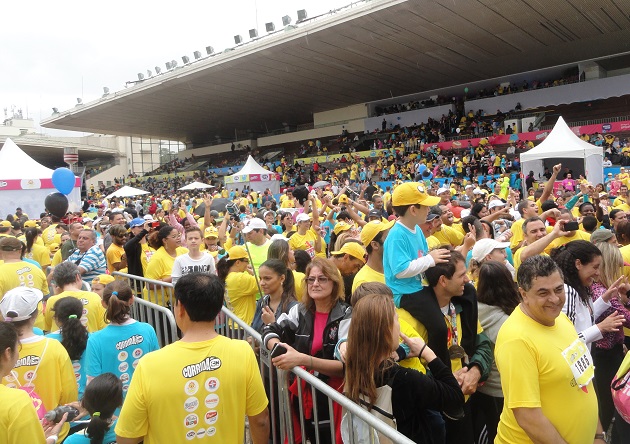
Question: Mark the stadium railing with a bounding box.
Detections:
[112,271,414,444]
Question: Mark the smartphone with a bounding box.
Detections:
[270,343,288,359]
[564,221,579,231]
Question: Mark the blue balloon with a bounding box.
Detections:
[418,164,427,174]
[51,167,75,195]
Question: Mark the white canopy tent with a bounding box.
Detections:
[224,155,280,193]
[0,138,81,218]
[178,181,215,191]
[106,186,149,199]
[520,116,603,186]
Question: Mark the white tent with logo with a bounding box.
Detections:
[0,138,82,218]
[224,155,280,193]
[520,116,603,186]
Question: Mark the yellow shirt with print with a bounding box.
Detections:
[42,224,59,246]
[0,384,49,443]
[432,225,464,248]
[115,335,268,444]
[106,243,128,275]
[289,229,318,258]
[23,244,51,269]
[2,337,77,442]
[0,261,49,300]
[352,264,384,294]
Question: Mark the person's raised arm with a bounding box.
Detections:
[539,163,562,205]
[519,221,568,262]
[345,204,368,227]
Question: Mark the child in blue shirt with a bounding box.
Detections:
[383,182,451,307]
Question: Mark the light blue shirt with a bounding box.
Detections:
[85,320,159,398]
[64,419,117,444]
[383,221,429,307]
[47,330,89,399]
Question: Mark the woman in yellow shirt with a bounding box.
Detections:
[144,226,188,306]
[23,228,51,270]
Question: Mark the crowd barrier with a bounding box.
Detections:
[112,271,413,444]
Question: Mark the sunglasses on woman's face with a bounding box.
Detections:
[306,276,330,285]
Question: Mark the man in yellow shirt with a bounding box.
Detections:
[513,217,569,273]
[543,209,591,254]
[433,206,464,247]
[495,255,602,443]
[352,220,394,293]
[115,273,269,444]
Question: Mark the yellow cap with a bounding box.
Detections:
[333,221,352,236]
[226,245,248,261]
[331,242,366,263]
[338,194,349,204]
[204,226,219,238]
[0,221,11,228]
[24,220,40,228]
[360,219,395,247]
[392,182,441,207]
[92,274,115,285]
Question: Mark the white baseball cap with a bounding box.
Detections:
[0,287,43,322]
[242,218,267,234]
[488,200,506,210]
[296,213,311,223]
[471,238,510,262]
[437,187,450,195]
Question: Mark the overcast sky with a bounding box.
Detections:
[2,0,352,135]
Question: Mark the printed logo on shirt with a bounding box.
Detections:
[184,380,199,396]
[204,410,218,425]
[80,298,89,305]
[72,362,81,372]
[132,348,143,359]
[196,428,206,438]
[118,362,129,373]
[24,370,36,382]
[206,427,216,437]
[184,397,199,412]
[132,359,140,369]
[115,335,144,350]
[184,414,199,428]
[185,430,196,441]
[15,355,40,368]
[204,377,220,392]
[181,357,222,378]
[118,351,128,361]
[204,393,219,409]
[120,373,130,384]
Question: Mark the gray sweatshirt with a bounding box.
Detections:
[477,302,509,398]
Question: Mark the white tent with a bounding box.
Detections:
[106,186,149,199]
[224,155,280,193]
[179,181,215,191]
[520,116,603,186]
[0,138,81,218]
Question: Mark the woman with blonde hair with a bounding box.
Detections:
[344,293,463,443]
[590,241,630,435]
[262,257,351,444]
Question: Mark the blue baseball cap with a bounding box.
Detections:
[129,218,145,228]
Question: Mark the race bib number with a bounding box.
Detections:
[562,338,594,389]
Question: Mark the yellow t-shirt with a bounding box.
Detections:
[51,249,63,267]
[495,306,598,443]
[544,230,591,254]
[0,261,49,298]
[224,271,258,326]
[115,335,268,444]
[2,337,77,441]
[293,270,305,300]
[427,236,440,250]
[44,290,107,333]
[432,225,464,248]
[509,218,525,251]
[397,317,426,374]
[513,249,549,275]
[140,243,156,275]
[352,264,384,294]
[106,243,127,275]
[144,246,188,306]
[280,199,295,209]
[0,385,47,444]
[23,244,51,269]
[42,225,59,246]
[289,229,318,258]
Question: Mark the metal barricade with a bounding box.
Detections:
[112,272,178,347]
[220,306,415,444]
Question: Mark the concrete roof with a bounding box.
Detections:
[42,0,630,145]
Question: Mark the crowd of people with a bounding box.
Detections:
[5,148,630,443]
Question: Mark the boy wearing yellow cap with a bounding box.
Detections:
[383,182,451,307]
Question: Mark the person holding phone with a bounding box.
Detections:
[543,209,592,254]
[262,258,351,444]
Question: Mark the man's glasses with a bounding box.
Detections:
[306,276,330,285]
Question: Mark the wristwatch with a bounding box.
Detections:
[594,432,607,442]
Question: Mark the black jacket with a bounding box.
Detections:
[124,229,148,278]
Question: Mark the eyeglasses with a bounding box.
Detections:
[306,276,330,285]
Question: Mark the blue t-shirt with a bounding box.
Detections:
[47,330,89,399]
[383,221,429,307]
[64,419,117,444]
[85,321,159,397]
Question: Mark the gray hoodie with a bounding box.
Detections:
[477,302,509,398]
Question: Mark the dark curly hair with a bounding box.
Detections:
[550,240,601,304]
